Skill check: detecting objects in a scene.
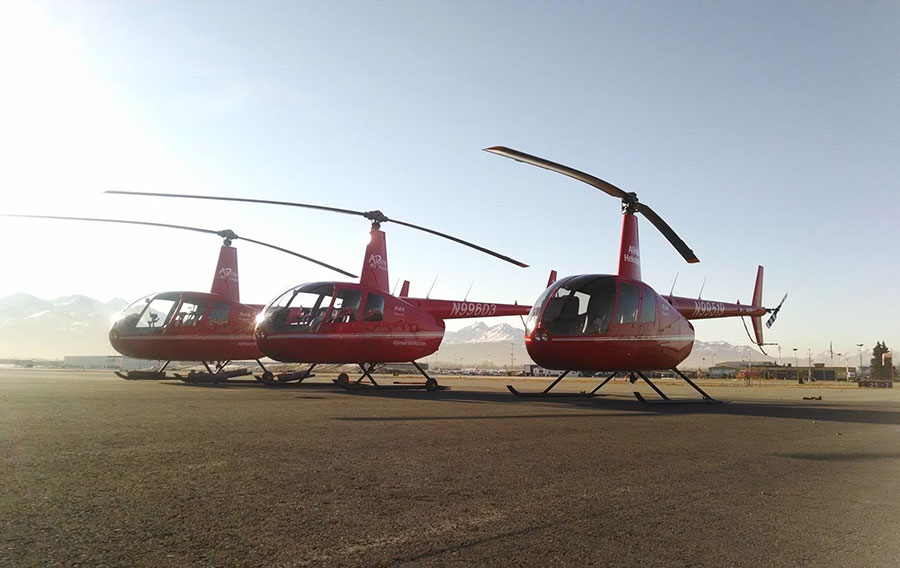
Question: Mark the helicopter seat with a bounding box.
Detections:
[555,295,585,335]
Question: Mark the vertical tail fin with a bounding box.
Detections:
[750,265,764,345]
[210,244,240,302]
[360,227,390,292]
[399,280,410,297]
[617,213,641,280]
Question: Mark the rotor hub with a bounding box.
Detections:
[363,210,389,224]
[217,229,238,246]
[621,193,640,214]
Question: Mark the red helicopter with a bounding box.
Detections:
[485,146,787,403]
[107,191,532,390]
[4,214,356,384]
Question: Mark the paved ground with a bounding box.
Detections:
[2,369,899,567]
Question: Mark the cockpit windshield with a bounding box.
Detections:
[112,293,181,335]
[262,283,335,333]
[536,275,616,336]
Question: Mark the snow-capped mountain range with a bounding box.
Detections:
[443,322,524,344]
[0,294,128,358]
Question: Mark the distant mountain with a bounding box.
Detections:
[0,293,128,358]
[443,322,524,344]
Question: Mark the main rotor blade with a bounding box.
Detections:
[388,218,528,267]
[108,191,529,268]
[484,146,631,201]
[485,145,699,264]
[3,214,358,278]
[106,191,367,219]
[237,236,356,278]
[3,214,221,236]
[635,204,699,264]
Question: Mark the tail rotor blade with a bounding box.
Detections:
[765,292,788,329]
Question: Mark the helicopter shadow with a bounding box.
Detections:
[162,378,900,427]
[325,383,900,427]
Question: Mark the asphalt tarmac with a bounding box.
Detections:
[2,369,899,567]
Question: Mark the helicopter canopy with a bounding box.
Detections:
[527,275,657,337]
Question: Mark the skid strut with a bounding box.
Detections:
[333,361,448,391]
[632,368,722,404]
[507,371,616,397]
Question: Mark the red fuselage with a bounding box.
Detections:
[254,281,530,363]
[524,274,695,371]
[109,291,263,361]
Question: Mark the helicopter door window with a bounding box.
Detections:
[542,277,615,335]
[172,300,207,327]
[543,289,588,335]
[329,289,363,324]
[615,283,640,324]
[209,302,230,325]
[583,279,615,334]
[265,284,335,332]
[136,297,177,330]
[640,289,656,323]
[362,293,385,322]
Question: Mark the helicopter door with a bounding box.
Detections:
[327,288,363,325]
[540,276,616,336]
[170,298,208,327]
[361,293,385,322]
[613,283,640,325]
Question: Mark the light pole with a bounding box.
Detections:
[793,348,799,383]
[807,348,813,382]
[857,343,864,379]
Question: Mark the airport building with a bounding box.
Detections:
[709,361,852,381]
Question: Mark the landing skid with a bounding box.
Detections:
[332,361,449,392]
[506,371,616,398]
[115,361,171,380]
[115,370,168,380]
[506,369,723,404]
[506,385,607,398]
[177,367,250,384]
[255,362,317,386]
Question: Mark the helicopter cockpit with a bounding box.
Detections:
[527,275,656,337]
[111,293,229,335]
[259,282,388,334]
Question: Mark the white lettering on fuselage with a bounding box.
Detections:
[218,267,238,282]
[450,302,497,317]
[692,300,726,318]
[623,245,640,265]
[368,254,388,272]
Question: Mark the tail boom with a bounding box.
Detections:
[667,296,765,320]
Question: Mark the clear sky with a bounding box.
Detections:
[1,1,897,359]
